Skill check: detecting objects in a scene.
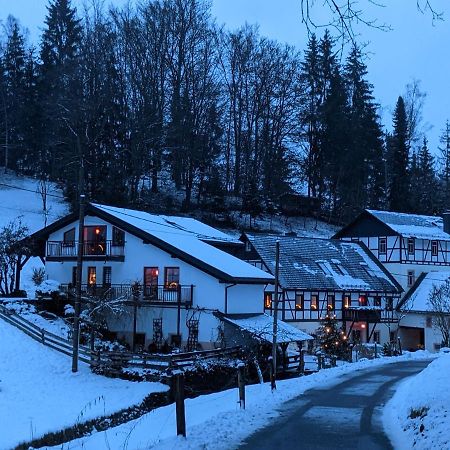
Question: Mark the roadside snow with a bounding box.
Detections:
[0,320,167,450]
[383,351,450,450]
[47,352,434,450]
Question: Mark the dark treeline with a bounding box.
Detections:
[0,0,448,222]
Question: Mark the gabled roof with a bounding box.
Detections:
[398,271,450,313]
[27,203,273,285]
[245,234,402,293]
[334,209,450,241]
[217,313,313,343]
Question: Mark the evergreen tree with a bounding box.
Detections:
[39,0,83,184]
[316,313,350,359]
[416,137,437,214]
[388,96,410,212]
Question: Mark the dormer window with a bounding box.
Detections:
[245,241,252,253]
[432,240,438,256]
[378,237,387,254]
[407,238,415,255]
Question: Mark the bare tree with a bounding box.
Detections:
[403,79,427,149]
[37,177,52,227]
[428,279,450,347]
[299,1,443,43]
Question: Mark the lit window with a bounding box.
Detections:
[407,271,415,287]
[87,267,96,286]
[378,238,387,254]
[327,295,335,310]
[432,240,439,256]
[343,295,351,309]
[311,295,318,310]
[164,267,180,289]
[407,238,415,255]
[359,295,368,306]
[295,293,304,310]
[264,292,273,309]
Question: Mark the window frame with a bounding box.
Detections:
[164,267,180,289]
[310,294,318,311]
[407,237,415,255]
[103,266,112,287]
[358,295,368,307]
[112,226,125,246]
[264,292,273,309]
[431,240,439,257]
[63,228,76,247]
[343,294,351,309]
[407,270,415,287]
[378,237,387,255]
[87,266,97,286]
[295,293,304,310]
[327,294,335,311]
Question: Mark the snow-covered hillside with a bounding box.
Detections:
[0,319,167,450]
[0,171,69,232]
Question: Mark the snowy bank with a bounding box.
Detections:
[47,351,433,450]
[0,320,167,450]
[383,351,450,450]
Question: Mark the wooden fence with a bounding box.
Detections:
[0,304,93,364]
[0,304,241,371]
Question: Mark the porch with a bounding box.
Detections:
[46,240,125,261]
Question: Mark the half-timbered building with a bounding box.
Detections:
[334,209,450,292]
[239,234,402,344]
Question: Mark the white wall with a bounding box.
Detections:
[45,215,266,348]
[399,312,445,352]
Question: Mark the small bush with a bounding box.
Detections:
[409,406,429,419]
[32,267,46,286]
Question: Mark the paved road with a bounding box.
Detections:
[240,359,432,450]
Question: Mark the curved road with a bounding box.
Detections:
[240,359,432,450]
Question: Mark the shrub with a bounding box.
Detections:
[32,267,46,286]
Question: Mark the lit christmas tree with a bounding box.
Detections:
[316,313,350,359]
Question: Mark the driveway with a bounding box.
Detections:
[240,359,432,450]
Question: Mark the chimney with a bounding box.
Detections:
[443,212,450,234]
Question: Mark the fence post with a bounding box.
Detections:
[298,349,305,374]
[174,372,186,437]
[237,363,246,410]
[269,356,276,391]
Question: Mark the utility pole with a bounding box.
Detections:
[271,239,280,390]
[72,162,85,372]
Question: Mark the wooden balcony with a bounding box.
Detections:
[60,283,194,306]
[46,241,125,261]
[343,307,382,323]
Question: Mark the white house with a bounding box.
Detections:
[25,203,280,350]
[334,209,450,292]
[397,272,450,352]
[236,234,402,345]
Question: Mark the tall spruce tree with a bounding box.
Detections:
[39,0,82,188]
[388,96,410,212]
[439,120,450,210]
[416,137,437,214]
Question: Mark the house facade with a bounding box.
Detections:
[237,234,402,345]
[26,203,275,350]
[397,272,450,352]
[335,209,450,351]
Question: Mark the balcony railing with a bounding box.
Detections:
[343,307,382,323]
[47,241,125,258]
[60,283,194,305]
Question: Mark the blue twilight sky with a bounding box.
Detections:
[0,0,449,154]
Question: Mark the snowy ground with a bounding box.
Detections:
[0,172,69,297]
[0,319,167,450]
[383,350,450,450]
[44,352,435,450]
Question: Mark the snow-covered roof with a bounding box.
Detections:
[220,313,313,343]
[92,203,240,245]
[367,210,450,241]
[399,272,450,313]
[90,204,273,284]
[246,234,401,293]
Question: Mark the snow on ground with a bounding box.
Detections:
[0,320,167,450]
[46,352,434,450]
[383,350,450,450]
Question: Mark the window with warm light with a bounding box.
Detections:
[311,294,318,311]
[359,295,368,306]
[343,295,351,309]
[327,295,335,310]
[87,267,96,286]
[295,293,304,310]
[164,267,180,289]
[264,292,273,309]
